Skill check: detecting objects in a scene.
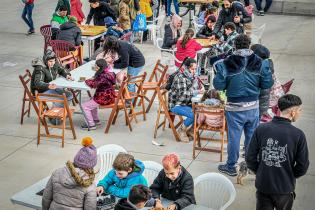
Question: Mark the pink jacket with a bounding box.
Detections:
[70,0,85,24]
[175,39,202,67]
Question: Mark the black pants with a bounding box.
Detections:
[256,191,295,210]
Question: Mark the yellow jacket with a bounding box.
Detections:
[140,0,153,18]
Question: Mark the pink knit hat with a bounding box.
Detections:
[74,137,97,169]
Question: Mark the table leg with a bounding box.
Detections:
[88,40,91,59]
[78,90,90,131]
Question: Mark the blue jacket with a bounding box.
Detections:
[213,53,273,103]
[97,160,148,198]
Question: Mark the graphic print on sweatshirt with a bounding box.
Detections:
[262,138,287,167]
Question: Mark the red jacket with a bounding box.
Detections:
[175,39,202,67]
[70,0,85,24]
[26,0,34,4]
[85,68,116,105]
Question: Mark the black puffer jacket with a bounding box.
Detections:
[114,198,136,210]
[150,166,196,210]
[30,56,70,94]
[213,1,251,35]
[196,25,214,38]
[162,24,181,49]
[86,1,117,26]
[57,22,82,46]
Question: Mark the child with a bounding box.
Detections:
[150,153,196,210]
[96,153,148,198]
[246,94,309,210]
[118,0,132,33]
[81,59,116,130]
[115,185,152,210]
[42,137,97,210]
[197,89,225,128]
[204,7,218,23]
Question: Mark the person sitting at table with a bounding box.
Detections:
[51,5,69,40]
[215,22,239,54]
[30,49,73,124]
[150,153,196,210]
[175,28,202,67]
[204,6,218,23]
[162,14,182,50]
[212,0,252,36]
[196,15,216,38]
[168,58,204,142]
[42,137,98,210]
[96,153,148,198]
[57,16,82,47]
[81,59,116,130]
[114,185,152,210]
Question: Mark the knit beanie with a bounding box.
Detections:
[74,137,97,169]
[69,16,78,24]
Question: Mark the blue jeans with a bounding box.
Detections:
[254,0,273,12]
[167,0,180,16]
[170,105,194,127]
[43,88,73,108]
[225,108,259,168]
[22,3,34,31]
[127,66,144,93]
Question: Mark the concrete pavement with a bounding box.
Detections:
[0,1,314,209]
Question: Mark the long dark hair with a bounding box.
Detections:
[103,36,120,55]
[181,28,195,49]
[94,59,108,78]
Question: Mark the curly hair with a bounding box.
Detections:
[234,34,251,50]
[113,153,135,171]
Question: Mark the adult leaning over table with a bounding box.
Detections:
[97,36,145,93]
[30,49,74,125]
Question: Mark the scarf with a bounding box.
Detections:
[66,161,95,188]
[234,49,253,57]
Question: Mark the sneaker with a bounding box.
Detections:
[81,123,96,130]
[259,10,265,16]
[177,126,190,143]
[218,164,237,176]
[27,30,35,35]
[94,120,102,126]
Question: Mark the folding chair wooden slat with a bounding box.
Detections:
[192,104,227,162]
[36,93,76,148]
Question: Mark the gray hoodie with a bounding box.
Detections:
[42,166,97,210]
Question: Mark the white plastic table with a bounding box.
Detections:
[82,32,107,59]
[11,177,212,210]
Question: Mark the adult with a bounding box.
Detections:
[51,6,69,40]
[55,0,71,15]
[254,0,273,16]
[57,16,82,47]
[21,0,35,35]
[175,28,202,67]
[246,94,309,210]
[213,34,273,176]
[101,36,145,93]
[42,137,98,210]
[129,0,141,26]
[213,0,251,36]
[70,0,85,24]
[86,0,116,50]
[168,58,203,142]
[162,14,182,50]
[166,0,179,17]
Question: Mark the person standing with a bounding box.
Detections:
[21,0,35,34]
[166,0,179,18]
[246,94,309,210]
[70,0,85,24]
[213,34,273,176]
[254,0,273,16]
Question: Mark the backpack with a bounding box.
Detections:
[164,70,180,91]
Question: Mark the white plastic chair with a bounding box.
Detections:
[156,38,181,74]
[96,144,127,182]
[194,173,236,210]
[192,16,203,33]
[143,161,163,185]
[251,23,266,44]
[147,15,165,43]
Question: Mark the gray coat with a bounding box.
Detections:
[42,166,97,210]
[57,22,82,46]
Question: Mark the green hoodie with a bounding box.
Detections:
[51,12,69,28]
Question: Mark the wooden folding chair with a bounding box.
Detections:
[141,60,169,113]
[19,70,49,133]
[125,72,147,123]
[154,90,184,142]
[192,104,227,162]
[36,93,76,148]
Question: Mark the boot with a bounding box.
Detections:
[186,126,194,140]
[177,125,190,143]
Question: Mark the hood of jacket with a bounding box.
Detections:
[223,51,263,73]
[58,166,91,189]
[126,159,145,179]
[60,21,77,30]
[115,198,136,210]
[31,57,45,67]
